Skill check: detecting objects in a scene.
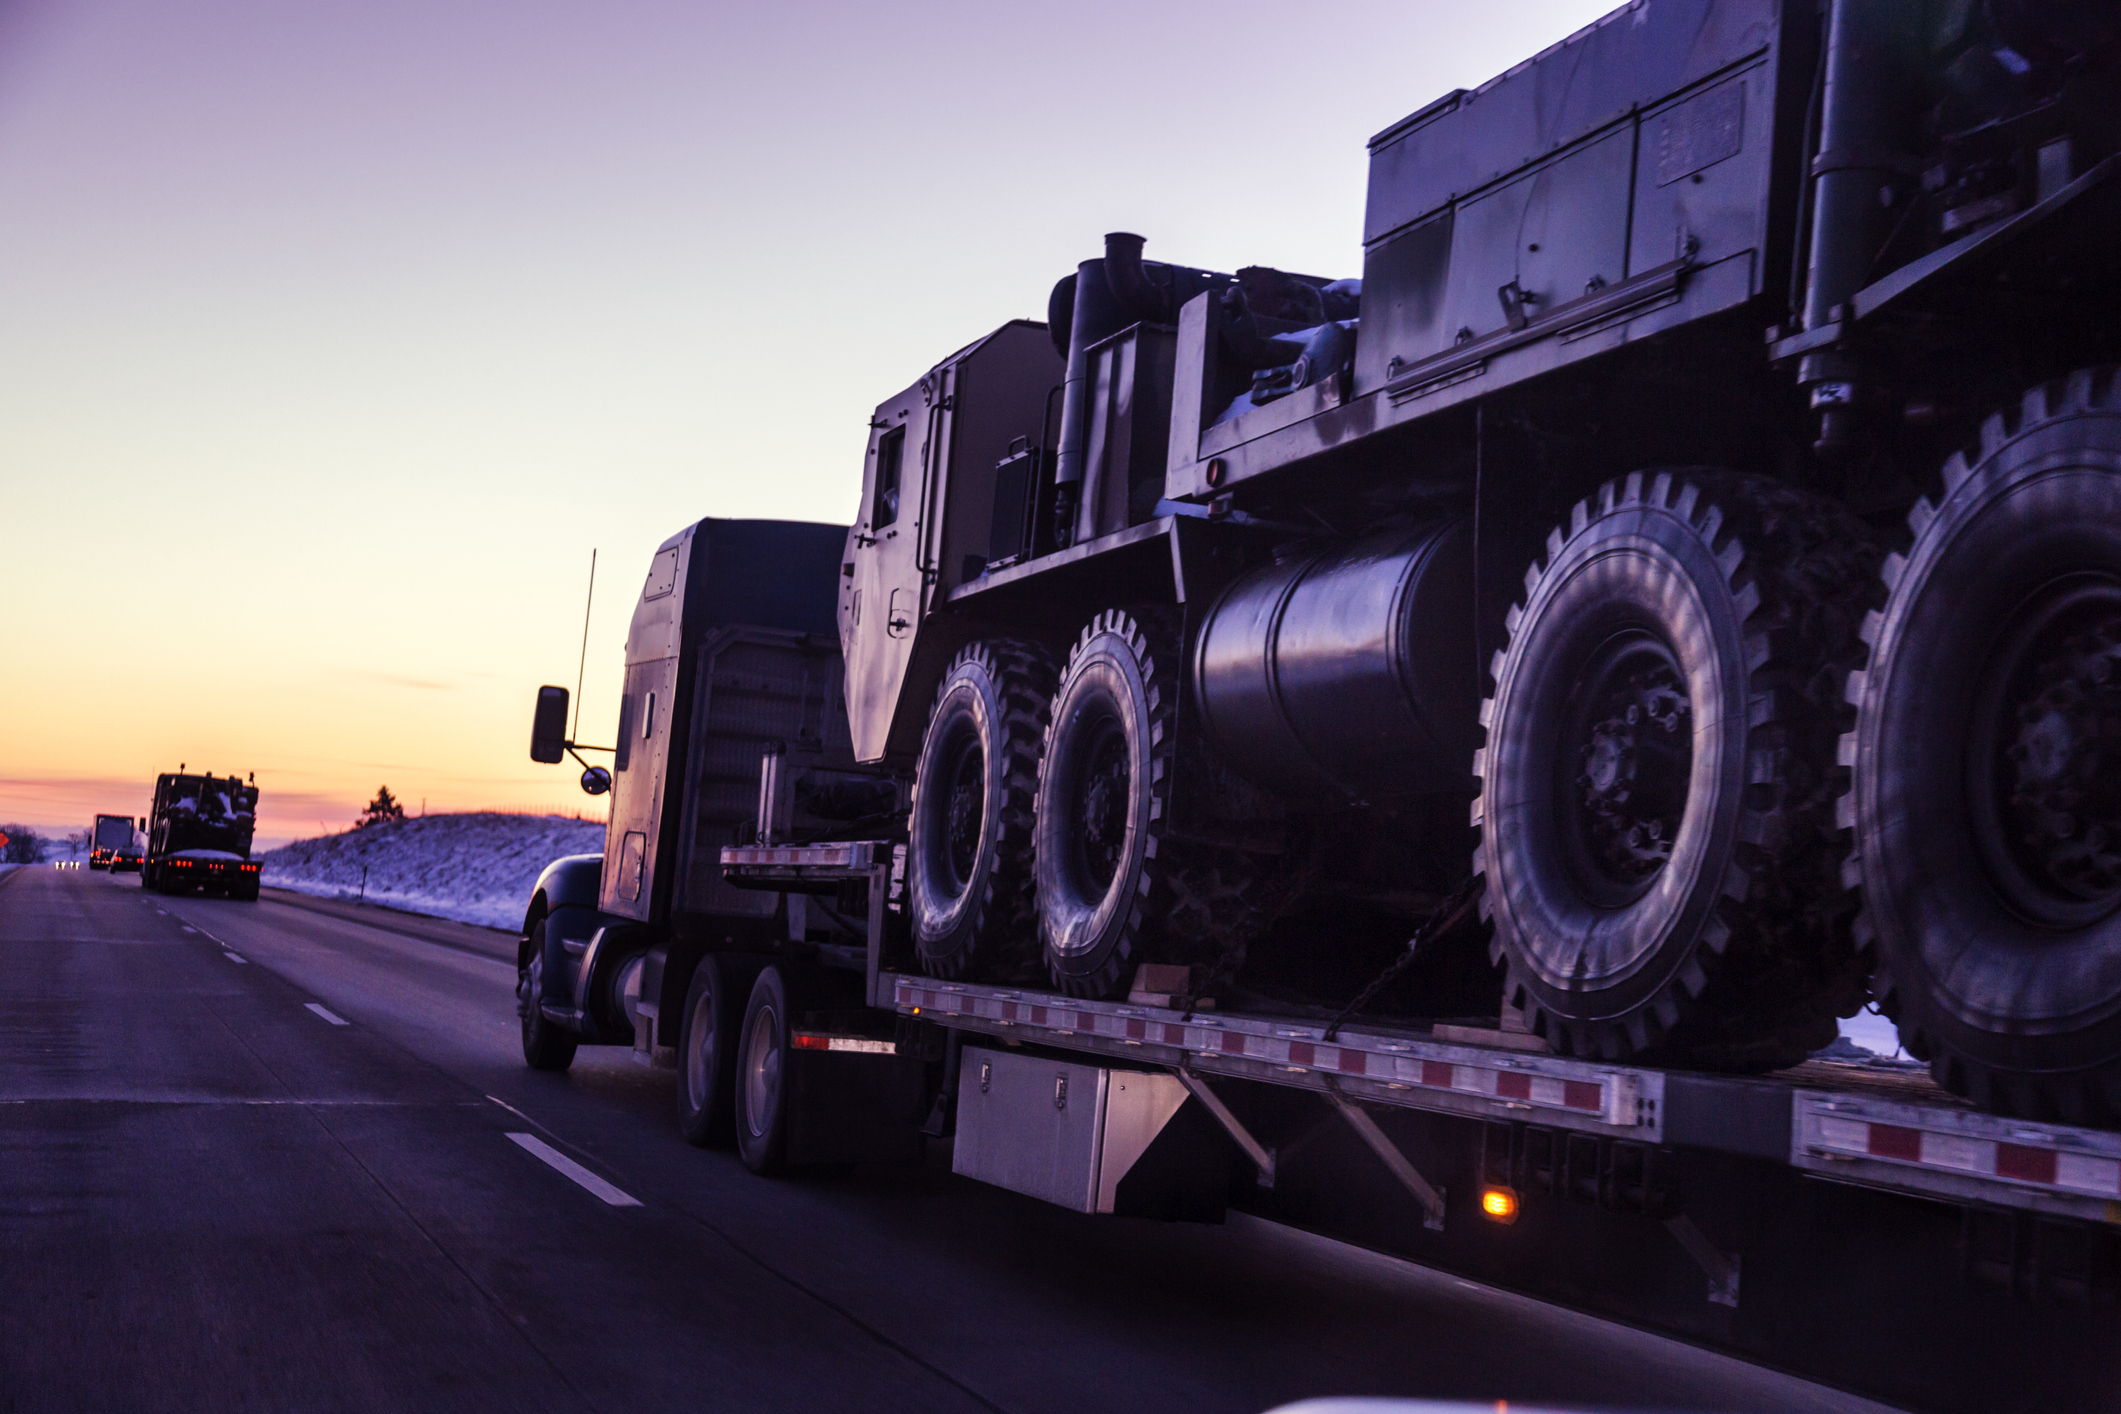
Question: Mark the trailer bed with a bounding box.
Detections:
[883,972,2121,1227]
[725,839,2121,1226]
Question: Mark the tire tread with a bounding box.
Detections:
[1477,470,1879,1068]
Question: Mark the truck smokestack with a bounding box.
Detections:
[1103,232,1162,320]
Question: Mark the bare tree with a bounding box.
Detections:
[0,825,44,864]
[64,829,90,856]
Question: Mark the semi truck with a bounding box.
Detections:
[518,3,2121,1406]
[141,770,262,899]
[88,813,135,871]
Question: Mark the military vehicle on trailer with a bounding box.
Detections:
[142,771,262,899]
[518,4,2121,1406]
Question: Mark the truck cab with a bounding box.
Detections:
[515,517,912,1164]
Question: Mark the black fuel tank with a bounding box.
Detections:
[1192,521,1476,804]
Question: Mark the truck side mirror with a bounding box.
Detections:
[138,818,147,832]
[531,685,571,764]
[579,766,612,796]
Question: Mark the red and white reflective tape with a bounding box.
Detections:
[1795,1092,2121,1216]
[721,842,875,870]
[891,977,1640,1129]
[791,1032,896,1054]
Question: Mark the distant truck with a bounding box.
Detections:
[87,814,134,871]
[141,771,262,899]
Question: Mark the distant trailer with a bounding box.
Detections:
[87,814,132,871]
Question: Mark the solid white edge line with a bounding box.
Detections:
[223,951,248,965]
[304,1002,349,1026]
[506,1132,642,1207]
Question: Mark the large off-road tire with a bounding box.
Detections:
[1843,370,2121,1122]
[1036,609,1255,997]
[907,640,1056,981]
[1475,471,1877,1065]
[734,965,792,1175]
[518,924,578,1072]
[677,955,742,1146]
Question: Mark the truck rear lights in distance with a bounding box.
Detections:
[1480,1185,1520,1224]
[790,1033,896,1054]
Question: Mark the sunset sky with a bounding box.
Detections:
[1,0,1617,848]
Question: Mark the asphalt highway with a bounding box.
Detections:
[0,866,1903,1414]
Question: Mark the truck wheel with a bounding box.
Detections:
[1036,608,1191,998]
[518,924,578,1072]
[1844,370,2121,1121]
[734,964,791,1175]
[1475,472,1877,1065]
[907,640,1055,980]
[678,956,741,1146]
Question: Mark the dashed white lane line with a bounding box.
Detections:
[506,1132,642,1207]
[223,951,248,965]
[304,1002,349,1026]
[180,925,198,934]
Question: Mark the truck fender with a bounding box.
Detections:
[519,852,604,966]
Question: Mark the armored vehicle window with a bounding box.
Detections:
[643,548,679,601]
[872,426,904,528]
[643,691,655,738]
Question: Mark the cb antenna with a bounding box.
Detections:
[572,549,596,741]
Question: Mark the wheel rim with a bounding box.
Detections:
[1556,629,1694,907]
[1968,575,2121,929]
[520,957,544,1040]
[742,1002,780,1140]
[685,982,715,1109]
[940,722,985,893]
[1074,711,1130,894]
[1048,691,1133,930]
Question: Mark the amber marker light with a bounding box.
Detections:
[1480,1185,1520,1224]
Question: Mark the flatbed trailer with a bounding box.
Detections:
[710,839,2121,1414]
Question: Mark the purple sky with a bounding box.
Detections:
[0,0,1618,844]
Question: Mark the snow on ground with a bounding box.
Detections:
[258,813,605,931]
[1837,1004,1911,1061]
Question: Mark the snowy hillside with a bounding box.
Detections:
[258,813,604,931]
